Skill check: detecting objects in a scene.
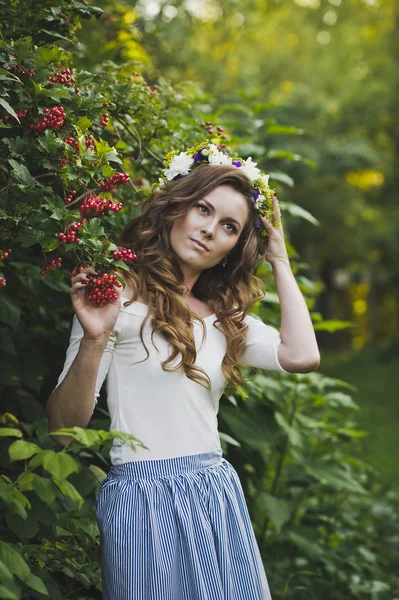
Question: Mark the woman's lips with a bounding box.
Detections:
[190,239,208,251]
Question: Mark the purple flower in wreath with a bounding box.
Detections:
[193,152,206,163]
[255,217,263,229]
[232,160,242,167]
[252,188,260,201]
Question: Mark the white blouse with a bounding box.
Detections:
[52,297,289,464]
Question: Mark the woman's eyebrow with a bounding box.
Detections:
[201,198,243,229]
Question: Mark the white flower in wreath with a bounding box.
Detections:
[261,174,270,186]
[207,144,233,166]
[208,151,233,166]
[254,193,266,209]
[164,152,194,180]
[240,157,262,181]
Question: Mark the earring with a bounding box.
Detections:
[219,256,228,267]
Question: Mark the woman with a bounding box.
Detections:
[47,161,320,599]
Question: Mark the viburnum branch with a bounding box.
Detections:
[117,118,141,152]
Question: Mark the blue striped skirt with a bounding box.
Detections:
[96,448,272,599]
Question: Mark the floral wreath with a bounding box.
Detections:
[154,140,279,241]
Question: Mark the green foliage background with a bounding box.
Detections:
[1,1,398,598]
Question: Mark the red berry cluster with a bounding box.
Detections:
[2,109,28,123]
[103,102,109,108]
[85,133,95,149]
[79,193,122,218]
[47,67,75,88]
[58,218,87,244]
[3,59,35,78]
[99,172,130,191]
[0,247,10,289]
[40,257,62,275]
[100,113,109,127]
[28,106,66,136]
[64,189,77,205]
[200,121,224,137]
[0,248,11,261]
[65,135,80,154]
[59,155,69,168]
[113,246,137,263]
[85,272,122,307]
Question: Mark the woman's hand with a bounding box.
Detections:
[70,266,122,340]
[259,193,290,267]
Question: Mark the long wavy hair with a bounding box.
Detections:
[116,163,269,392]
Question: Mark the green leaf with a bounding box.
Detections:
[9,441,41,462]
[37,132,61,154]
[6,510,39,541]
[288,531,325,559]
[41,29,72,42]
[218,431,241,447]
[42,451,80,480]
[13,232,40,248]
[266,149,317,167]
[8,160,33,185]
[274,412,302,447]
[0,99,20,123]
[83,217,105,238]
[88,464,108,484]
[304,462,366,494]
[283,202,320,226]
[258,492,292,532]
[324,392,359,410]
[0,559,13,582]
[313,320,354,332]
[17,472,36,491]
[77,116,92,130]
[0,542,30,582]
[265,121,305,135]
[105,149,122,165]
[0,583,19,599]
[268,171,294,187]
[55,526,74,537]
[25,572,48,596]
[221,408,272,453]
[102,165,114,178]
[0,429,22,438]
[53,479,84,509]
[32,476,57,504]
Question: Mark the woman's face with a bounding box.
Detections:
[170,184,249,277]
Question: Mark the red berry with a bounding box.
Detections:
[85,271,122,307]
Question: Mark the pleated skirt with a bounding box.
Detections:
[95,448,272,600]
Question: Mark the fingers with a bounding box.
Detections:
[70,266,98,298]
[70,266,97,284]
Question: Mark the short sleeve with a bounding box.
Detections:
[51,314,121,408]
[240,314,290,373]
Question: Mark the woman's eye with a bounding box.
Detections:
[197,203,237,233]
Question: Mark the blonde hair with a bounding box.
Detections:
[116,164,268,392]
